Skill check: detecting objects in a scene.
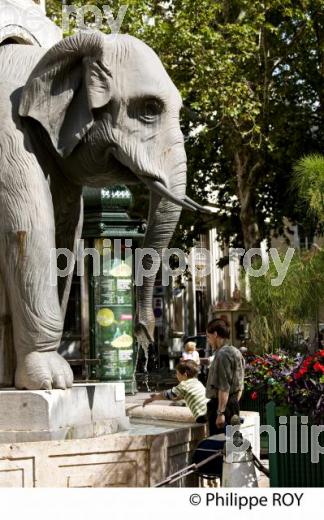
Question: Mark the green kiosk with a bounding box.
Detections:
[62,186,145,394]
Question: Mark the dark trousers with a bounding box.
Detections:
[207,396,240,436]
[196,414,207,424]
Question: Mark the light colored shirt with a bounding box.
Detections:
[182,350,200,364]
[163,378,208,419]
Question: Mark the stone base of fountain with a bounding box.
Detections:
[0,382,129,443]
[0,419,205,487]
[0,386,260,487]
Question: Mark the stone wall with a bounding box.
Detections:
[0,422,206,487]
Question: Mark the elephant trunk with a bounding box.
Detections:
[135,161,186,346]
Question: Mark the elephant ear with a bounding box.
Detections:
[19,31,112,157]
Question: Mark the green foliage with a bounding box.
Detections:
[293,154,324,224]
[249,249,324,350]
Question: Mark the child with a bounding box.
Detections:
[181,341,200,365]
[143,360,208,423]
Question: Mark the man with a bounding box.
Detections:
[206,318,245,435]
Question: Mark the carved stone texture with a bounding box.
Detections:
[0,0,61,387]
[0,382,129,442]
[0,420,207,487]
[0,0,61,47]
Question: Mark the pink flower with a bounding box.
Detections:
[251,391,258,400]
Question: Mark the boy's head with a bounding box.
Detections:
[175,360,199,382]
[184,341,196,353]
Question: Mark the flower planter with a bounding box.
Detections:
[266,401,324,487]
[240,389,268,426]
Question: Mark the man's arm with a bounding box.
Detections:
[214,351,233,428]
[216,389,229,428]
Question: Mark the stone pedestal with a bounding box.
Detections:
[0,382,129,443]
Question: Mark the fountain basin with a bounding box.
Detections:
[0,419,206,487]
[0,386,260,487]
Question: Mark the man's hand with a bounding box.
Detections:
[216,413,225,429]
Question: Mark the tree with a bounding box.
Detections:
[249,249,324,352]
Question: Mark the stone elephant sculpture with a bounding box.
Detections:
[0,30,211,390]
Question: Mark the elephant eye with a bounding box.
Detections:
[143,98,163,117]
[128,97,164,123]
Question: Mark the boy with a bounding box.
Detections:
[143,360,208,423]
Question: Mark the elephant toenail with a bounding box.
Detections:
[41,379,52,390]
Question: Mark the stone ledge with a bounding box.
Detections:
[0,383,129,442]
[125,400,260,469]
[126,402,195,423]
[0,422,206,487]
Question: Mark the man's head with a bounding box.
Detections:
[175,360,199,381]
[206,318,230,350]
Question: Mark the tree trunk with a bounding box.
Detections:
[234,151,261,250]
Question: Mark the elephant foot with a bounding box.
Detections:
[15,351,73,390]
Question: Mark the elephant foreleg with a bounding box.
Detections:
[0,270,15,386]
[50,172,83,318]
[0,230,73,390]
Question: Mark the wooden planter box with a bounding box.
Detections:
[266,401,324,487]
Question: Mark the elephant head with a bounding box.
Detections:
[18,31,211,350]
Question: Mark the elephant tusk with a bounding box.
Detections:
[184,195,219,214]
[145,179,197,211]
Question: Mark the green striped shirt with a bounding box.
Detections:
[169,378,209,419]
